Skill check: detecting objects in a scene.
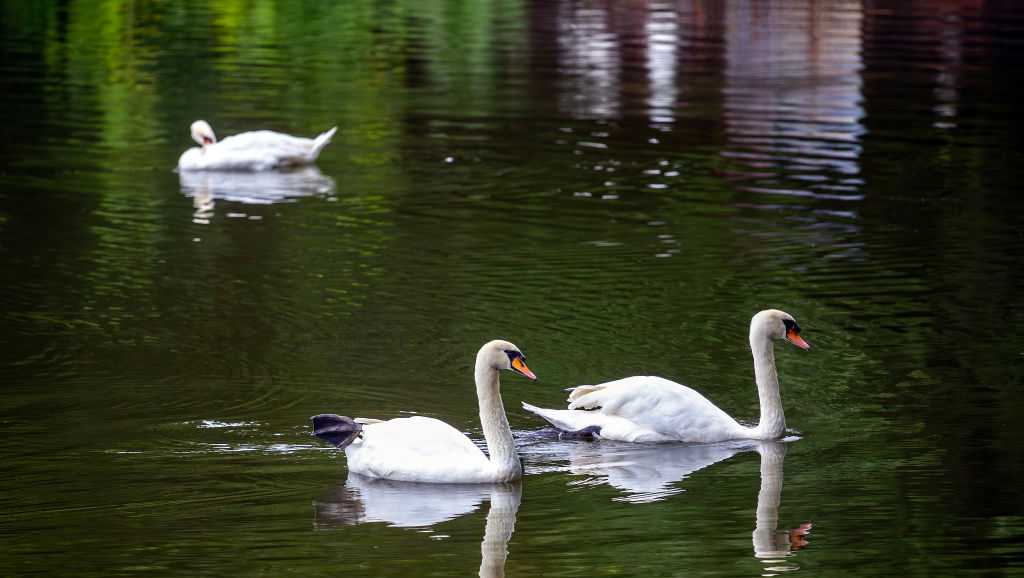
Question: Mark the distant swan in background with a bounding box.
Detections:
[312,340,537,483]
[177,120,337,171]
[523,309,810,443]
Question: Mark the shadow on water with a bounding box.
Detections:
[314,475,521,578]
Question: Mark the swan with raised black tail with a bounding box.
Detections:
[312,340,537,483]
[522,309,809,443]
[177,120,337,171]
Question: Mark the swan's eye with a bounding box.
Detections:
[505,350,524,363]
[782,319,801,334]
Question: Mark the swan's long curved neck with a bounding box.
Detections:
[475,361,521,481]
[750,333,785,439]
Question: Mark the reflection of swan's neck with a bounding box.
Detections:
[193,187,215,222]
[475,359,521,481]
[752,442,786,558]
[479,483,522,578]
[750,334,785,439]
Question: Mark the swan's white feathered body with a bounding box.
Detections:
[523,309,810,443]
[177,120,336,171]
[313,340,537,484]
[523,376,749,443]
[345,416,506,483]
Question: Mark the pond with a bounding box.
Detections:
[2,0,1023,576]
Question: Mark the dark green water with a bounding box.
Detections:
[2,0,1024,576]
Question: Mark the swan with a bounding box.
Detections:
[522,309,810,443]
[312,340,537,483]
[177,120,337,171]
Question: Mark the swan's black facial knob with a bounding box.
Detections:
[782,319,811,350]
[504,350,537,380]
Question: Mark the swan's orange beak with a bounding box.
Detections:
[511,357,537,380]
[787,328,811,350]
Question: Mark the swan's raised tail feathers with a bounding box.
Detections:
[522,402,603,437]
[312,413,362,449]
[309,126,337,160]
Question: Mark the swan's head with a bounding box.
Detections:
[477,339,537,380]
[751,309,811,350]
[190,120,217,147]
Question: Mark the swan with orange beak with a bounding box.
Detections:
[523,309,810,443]
[313,340,536,483]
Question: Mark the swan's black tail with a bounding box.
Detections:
[311,414,362,449]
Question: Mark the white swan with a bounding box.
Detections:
[312,340,537,483]
[522,309,810,443]
[177,120,337,171]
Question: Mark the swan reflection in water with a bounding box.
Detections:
[178,166,336,224]
[524,436,760,503]
[314,474,520,578]
[524,436,810,569]
[752,441,812,573]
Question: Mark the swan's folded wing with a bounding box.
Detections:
[346,416,492,482]
[566,384,602,403]
[566,376,676,412]
[566,376,742,441]
[217,131,311,151]
[356,416,484,460]
[215,131,318,167]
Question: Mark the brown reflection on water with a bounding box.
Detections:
[528,0,728,124]
[721,1,865,199]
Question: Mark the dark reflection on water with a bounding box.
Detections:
[2,0,1024,576]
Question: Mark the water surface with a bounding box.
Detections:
[2,0,1023,576]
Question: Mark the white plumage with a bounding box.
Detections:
[313,340,537,484]
[177,120,336,171]
[523,376,748,443]
[523,309,810,443]
[345,416,505,483]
